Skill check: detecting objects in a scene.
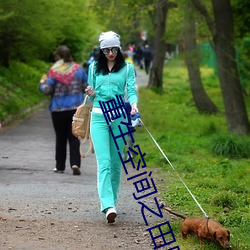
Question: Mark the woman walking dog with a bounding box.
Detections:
[85,31,138,223]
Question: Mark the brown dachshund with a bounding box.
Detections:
[162,206,231,249]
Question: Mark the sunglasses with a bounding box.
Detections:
[102,47,119,55]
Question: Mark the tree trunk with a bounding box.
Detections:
[147,0,169,89]
[184,4,218,114]
[212,0,250,134]
[191,0,250,134]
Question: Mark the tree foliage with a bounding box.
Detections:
[91,0,155,46]
[232,0,250,40]
[0,0,99,67]
[232,0,250,95]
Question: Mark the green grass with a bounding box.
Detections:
[133,58,250,249]
[0,60,50,123]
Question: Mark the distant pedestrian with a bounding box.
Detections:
[123,51,136,76]
[39,45,88,175]
[86,46,99,71]
[85,31,138,223]
[143,44,152,74]
[134,45,144,69]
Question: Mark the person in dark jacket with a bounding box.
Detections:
[143,44,153,74]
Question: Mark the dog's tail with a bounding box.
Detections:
[162,206,187,220]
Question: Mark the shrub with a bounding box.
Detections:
[210,192,237,209]
[210,134,250,158]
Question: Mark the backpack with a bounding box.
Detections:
[72,95,93,158]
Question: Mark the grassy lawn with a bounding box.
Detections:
[0,60,49,123]
[133,58,250,249]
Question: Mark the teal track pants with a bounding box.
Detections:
[90,112,127,212]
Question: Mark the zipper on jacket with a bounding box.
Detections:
[108,72,111,98]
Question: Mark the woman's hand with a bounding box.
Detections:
[85,86,96,97]
[131,103,138,116]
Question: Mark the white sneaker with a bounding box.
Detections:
[72,165,81,175]
[105,207,117,223]
[127,153,133,160]
[53,168,64,173]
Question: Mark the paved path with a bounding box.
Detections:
[135,69,149,88]
[0,71,172,250]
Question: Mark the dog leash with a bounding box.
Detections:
[139,118,209,218]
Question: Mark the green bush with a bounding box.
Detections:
[0,60,49,122]
[210,192,237,209]
[210,135,250,159]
